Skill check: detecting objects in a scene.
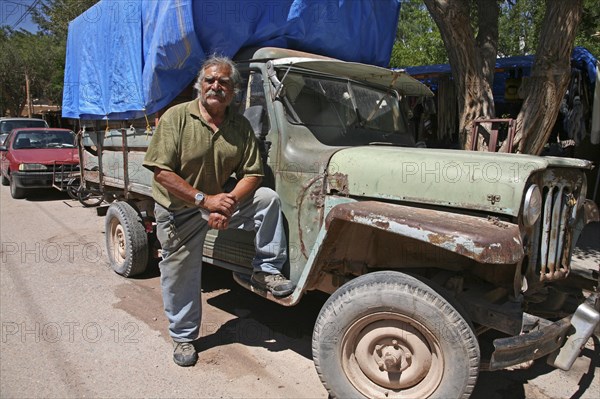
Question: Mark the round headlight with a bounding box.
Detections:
[523,184,542,227]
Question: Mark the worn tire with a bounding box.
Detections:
[9,176,26,199]
[66,176,80,200]
[78,183,104,207]
[105,201,148,277]
[312,271,480,399]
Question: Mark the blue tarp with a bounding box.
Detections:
[62,0,401,120]
[404,47,597,103]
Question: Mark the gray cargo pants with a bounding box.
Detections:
[154,187,287,341]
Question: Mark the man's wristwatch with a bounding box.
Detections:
[194,192,205,207]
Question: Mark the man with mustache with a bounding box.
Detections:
[143,55,294,367]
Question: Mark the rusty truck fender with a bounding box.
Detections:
[289,201,524,302]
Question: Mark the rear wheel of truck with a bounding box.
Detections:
[312,271,480,399]
[105,201,148,277]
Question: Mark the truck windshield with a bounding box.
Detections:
[277,70,414,147]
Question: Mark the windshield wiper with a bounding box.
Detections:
[267,62,293,100]
[360,90,392,128]
[266,63,301,123]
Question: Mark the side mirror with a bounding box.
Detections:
[0,145,7,151]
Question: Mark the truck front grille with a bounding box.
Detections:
[538,184,578,281]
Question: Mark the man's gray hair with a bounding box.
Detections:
[194,55,241,94]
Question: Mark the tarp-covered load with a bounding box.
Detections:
[63,0,401,120]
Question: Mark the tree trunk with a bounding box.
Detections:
[25,72,33,118]
[424,0,498,150]
[503,0,582,154]
[476,0,499,86]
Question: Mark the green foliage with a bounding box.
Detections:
[396,0,597,65]
[389,0,447,68]
[575,0,600,56]
[498,0,545,56]
[31,0,99,37]
[0,29,65,116]
[496,0,597,57]
[0,28,57,116]
[0,29,23,116]
[0,0,99,117]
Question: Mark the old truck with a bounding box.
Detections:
[73,47,598,398]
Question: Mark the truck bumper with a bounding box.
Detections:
[489,295,599,371]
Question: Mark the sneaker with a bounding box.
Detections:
[251,272,295,297]
[173,341,198,367]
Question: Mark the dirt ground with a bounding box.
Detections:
[1,187,598,398]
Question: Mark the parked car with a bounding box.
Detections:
[0,128,79,199]
[0,117,48,134]
[0,117,49,147]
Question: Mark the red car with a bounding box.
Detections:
[0,128,79,199]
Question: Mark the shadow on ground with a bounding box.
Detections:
[13,188,71,202]
[197,264,327,360]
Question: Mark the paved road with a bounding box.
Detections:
[0,186,598,398]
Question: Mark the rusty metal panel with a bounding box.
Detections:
[326,201,524,264]
[489,316,571,371]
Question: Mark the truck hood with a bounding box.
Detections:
[327,147,592,217]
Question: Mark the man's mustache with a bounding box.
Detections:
[206,89,226,98]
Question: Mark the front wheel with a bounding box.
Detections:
[10,176,26,199]
[312,271,480,399]
[105,201,149,277]
[78,182,104,207]
[66,176,80,200]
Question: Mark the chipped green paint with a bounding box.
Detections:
[328,147,592,217]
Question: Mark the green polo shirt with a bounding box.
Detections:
[143,100,264,210]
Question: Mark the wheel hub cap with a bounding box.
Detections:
[342,312,444,398]
[375,340,411,372]
[109,220,127,263]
